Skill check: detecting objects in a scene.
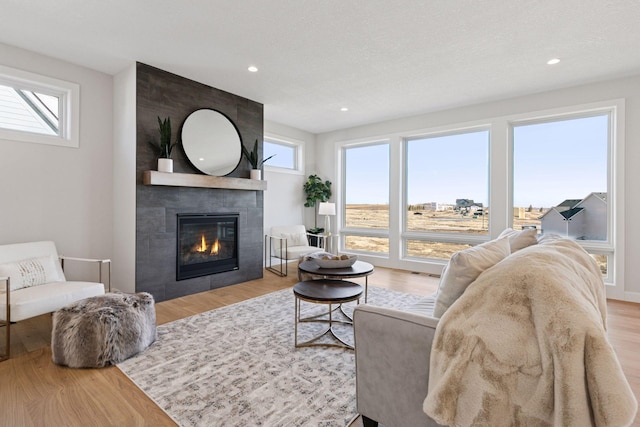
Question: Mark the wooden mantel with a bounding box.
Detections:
[143,171,267,191]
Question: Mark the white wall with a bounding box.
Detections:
[263,120,317,236]
[316,74,640,301]
[0,43,113,268]
[112,64,137,292]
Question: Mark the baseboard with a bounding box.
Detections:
[623,291,640,303]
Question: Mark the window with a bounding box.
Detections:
[512,114,609,242]
[335,100,622,293]
[0,65,79,148]
[263,137,301,172]
[512,110,616,283]
[404,129,489,260]
[343,142,390,254]
[0,85,60,135]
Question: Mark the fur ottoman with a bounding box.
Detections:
[51,292,157,368]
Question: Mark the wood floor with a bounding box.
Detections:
[0,267,638,427]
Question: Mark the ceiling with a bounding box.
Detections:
[2,0,640,134]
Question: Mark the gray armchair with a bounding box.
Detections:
[353,303,441,427]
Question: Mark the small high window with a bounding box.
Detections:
[0,65,79,148]
[264,136,302,172]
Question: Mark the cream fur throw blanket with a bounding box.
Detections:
[423,238,637,426]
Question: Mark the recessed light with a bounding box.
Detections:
[340,107,349,112]
[248,65,258,72]
[547,58,560,65]
[199,158,205,161]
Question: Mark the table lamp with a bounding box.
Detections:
[318,202,336,236]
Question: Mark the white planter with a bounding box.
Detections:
[250,169,261,180]
[158,158,173,173]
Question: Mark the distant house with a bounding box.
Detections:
[455,199,483,213]
[540,193,607,240]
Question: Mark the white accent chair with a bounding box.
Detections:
[264,225,325,276]
[0,241,110,361]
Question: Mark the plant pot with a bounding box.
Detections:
[158,158,173,173]
[250,169,261,180]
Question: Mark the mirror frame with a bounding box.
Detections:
[180,108,243,176]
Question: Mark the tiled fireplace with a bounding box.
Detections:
[135,63,264,302]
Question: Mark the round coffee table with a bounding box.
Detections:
[297,260,374,302]
[293,279,363,350]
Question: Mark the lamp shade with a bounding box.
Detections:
[318,202,336,216]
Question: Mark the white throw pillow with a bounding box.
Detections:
[433,237,511,318]
[498,228,538,252]
[0,255,65,291]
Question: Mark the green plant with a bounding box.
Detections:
[303,174,332,229]
[149,116,178,158]
[241,139,275,169]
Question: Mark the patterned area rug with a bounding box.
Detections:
[117,286,423,427]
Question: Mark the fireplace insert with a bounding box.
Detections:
[176,213,239,280]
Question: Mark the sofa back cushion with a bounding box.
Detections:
[0,241,66,290]
[498,228,538,252]
[433,237,511,318]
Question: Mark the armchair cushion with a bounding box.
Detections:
[0,254,65,291]
[268,225,322,260]
[0,281,105,322]
[282,232,308,247]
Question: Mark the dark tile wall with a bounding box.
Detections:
[136,63,264,302]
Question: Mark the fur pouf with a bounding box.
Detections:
[51,292,157,368]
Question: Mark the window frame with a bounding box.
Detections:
[402,126,491,261]
[340,139,392,256]
[0,64,79,148]
[263,135,304,175]
[333,99,624,294]
[508,102,622,286]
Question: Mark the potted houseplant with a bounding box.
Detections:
[241,139,275,180]
[149,116,178,173]
[303,174,332,239]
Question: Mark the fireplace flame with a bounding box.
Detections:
[196,235,207,252]
[193,235,220,255]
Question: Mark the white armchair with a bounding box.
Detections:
[0,241,110,361]
[264,225,325,276]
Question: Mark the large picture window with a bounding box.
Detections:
[406,130,489,234]
[512,113,611,278]
[343,142,390,254]
[335,100,622,292]
[404,129,489,260]
[512,114,609,241]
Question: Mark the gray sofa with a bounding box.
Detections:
[353,297,441,427]
[352,229,534,426]
[352,230,637,426]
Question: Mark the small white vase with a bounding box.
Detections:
[250,169,261,180]
[158,158,173,173]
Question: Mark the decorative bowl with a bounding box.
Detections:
[314,255,358,269]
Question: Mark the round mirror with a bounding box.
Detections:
[181,109,242,176]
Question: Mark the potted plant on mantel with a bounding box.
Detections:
[303,174,332,241]
[241,139,275,180]
[149,116,178,173]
